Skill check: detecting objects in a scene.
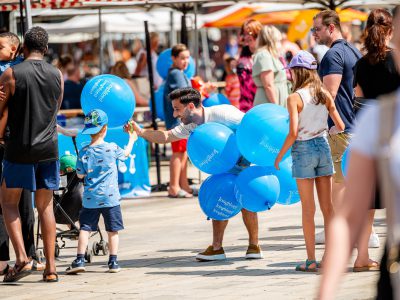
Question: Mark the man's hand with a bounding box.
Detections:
[328,125,342,136]
[124,120,143,137]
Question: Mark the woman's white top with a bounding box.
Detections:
[296,87,328,141]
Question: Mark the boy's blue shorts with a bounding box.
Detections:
[79,205,124,232]
[2,159,60,191]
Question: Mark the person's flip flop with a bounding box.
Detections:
[168,190,193,198]
[353,263,380,272]
[3,261,32,282]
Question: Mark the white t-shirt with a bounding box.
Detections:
[351,94,400,158]
[170,104,244,139]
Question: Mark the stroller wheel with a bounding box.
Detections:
[92,242,100,256]
[101,241,109,256]
[55,244,60,258]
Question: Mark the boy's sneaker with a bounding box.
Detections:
[245,244,263,259]
[196,246,226,261]
[108,261,121,273]
[66,259,86,275]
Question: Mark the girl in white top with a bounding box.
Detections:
[275,50,345,272]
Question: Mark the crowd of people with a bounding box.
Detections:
[0,6,398,300]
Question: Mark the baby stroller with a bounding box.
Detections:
[36,137,109,263]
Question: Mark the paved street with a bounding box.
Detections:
[1,164,384,300]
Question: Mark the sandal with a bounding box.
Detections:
[0,264,9,276]
[3,261,32,282]
[168,189,193,198]
[295,259,318,272]
[353,260,380,272]
[43,271,59,282]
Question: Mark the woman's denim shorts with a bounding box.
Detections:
[291,136,334,179]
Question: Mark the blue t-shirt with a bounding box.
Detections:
[163,67,191,130]
[0,56,24,76]
[318,39,361,132]
[76,141,127,209]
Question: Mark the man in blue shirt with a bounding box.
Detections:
[313,11,377,262]
[313,10,361,193]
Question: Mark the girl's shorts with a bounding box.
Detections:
[291,136,334,179]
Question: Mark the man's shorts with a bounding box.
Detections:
[79,205,124,232]
[328,133,351,183]
[171,139,187,153]
[2,159,60,191]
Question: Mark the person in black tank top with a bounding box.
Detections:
[0,27,64,283]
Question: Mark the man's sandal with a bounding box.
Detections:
[3,261,32,282]
[295,259,318,272]
[43,271,59,283]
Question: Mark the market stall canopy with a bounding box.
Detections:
[248,0,398,9]
[287,8,367,42]
[201,2,367,27]
[34,10,186,34]
[0,0,227,11]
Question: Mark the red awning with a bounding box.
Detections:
[0,0,148,11]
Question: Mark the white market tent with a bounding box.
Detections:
[33,9,189,42]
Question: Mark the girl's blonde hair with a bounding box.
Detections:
[291,67,330,105]
[256,25,281,57]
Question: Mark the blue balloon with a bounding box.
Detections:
[81,74,136,128]
[203,94,231,107]
[199,173,242,220]
[272,157,300,205]
[236,103,290,166]
[187,122,241,174]
[234,166,280,212]
[341,147,350,177]
[156,48,196,80]
[150,84,165,121]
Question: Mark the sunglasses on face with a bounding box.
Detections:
[310,26,326,33]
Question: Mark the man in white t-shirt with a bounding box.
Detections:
[131,87,263,261]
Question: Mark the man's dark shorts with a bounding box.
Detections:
[79,205,124,232]
[2,159,60,191]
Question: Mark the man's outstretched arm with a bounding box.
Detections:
[129,121,181,144]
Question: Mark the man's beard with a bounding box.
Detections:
[181,110,194,125]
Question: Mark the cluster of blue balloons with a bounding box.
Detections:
[81,74,136,127]
[189,103,301,221]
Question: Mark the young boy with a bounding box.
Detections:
[0,32,23,138]
[66,109,136,274]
